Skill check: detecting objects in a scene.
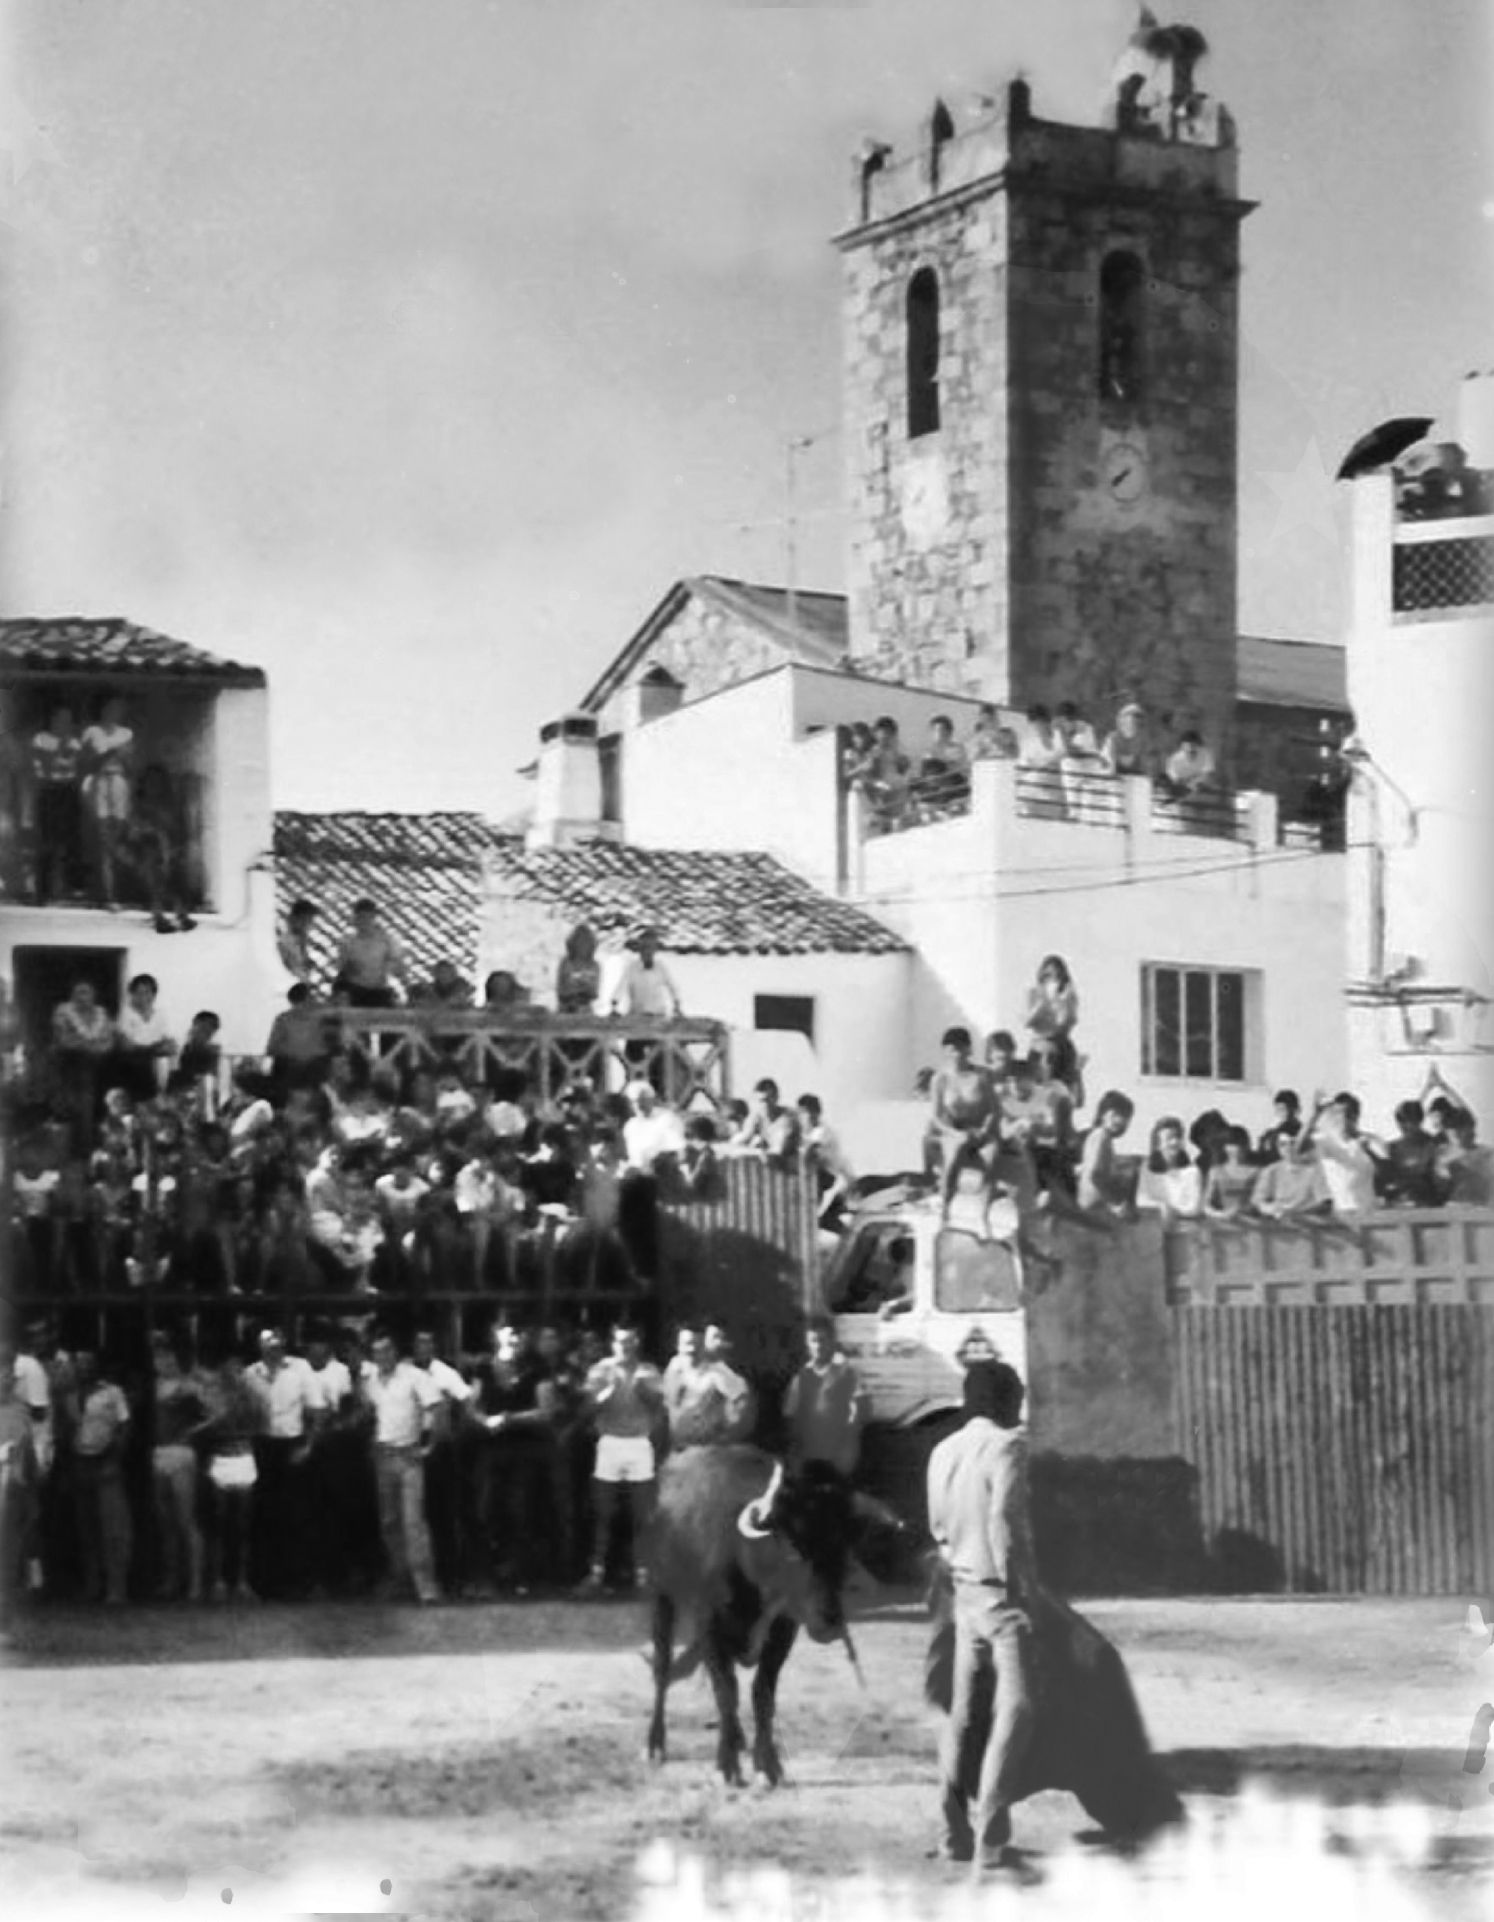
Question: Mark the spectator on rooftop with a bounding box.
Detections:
[797,1092,855,1232]
[1377,1100,1442,1209]
[842,721,877,789]
[1077,1091,1136,1218]
[1308,1091,1388,1218]
[929,1027,1000,1176]
[1101,698,1154,779]
[1202,1126,1259,1219]
[983,1030,1020,1104]
[1157,729,1218,803]
[919,714,970,784]
[1055,700,1107,814]
[278,898,318,985]
[1250,1127,1331,1221]
[1020,1041,1075,1195]
[1016,704,1065,771]
[1024,954,1080,1090]
[1256,1090,1302,1166]
[970,703,1017,762]
[861,716,912,823]
[1136,1116,1203,1221]
[333,898,408,1009]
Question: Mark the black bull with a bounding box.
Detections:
[925,1561,1184,1839]
[645,1445,901,1786]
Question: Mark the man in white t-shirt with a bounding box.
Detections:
[115,973,176,1101]
[245,1327,324,1599]
[359,1331,440,1603]
[622,1082,686,1175]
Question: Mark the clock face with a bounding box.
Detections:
[1102,440,1148,506]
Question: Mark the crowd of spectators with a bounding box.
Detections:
[842,697,1239,836]
[0,1307,867,1628]
[918,954,1491,1236]
[7,909,857,1305]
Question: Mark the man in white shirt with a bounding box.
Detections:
[622,1082,686,1175]
[360,1331,440,1603]
[413,1328,473,1595]
[115,972,176,1101]
[610,927,682,1020]
[245,1327,323,1599]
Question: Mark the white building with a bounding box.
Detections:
[1337,373,1494,1125]
[0,617,283,1060]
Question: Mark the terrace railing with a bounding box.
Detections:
[333,1009,731,1111]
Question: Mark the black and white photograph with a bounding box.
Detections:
[0,1,1490,1916]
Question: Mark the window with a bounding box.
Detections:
[754,994,815,1046]
[1141,964,1250,1082]
[906,268,941,439]
[1098,250,1145,403]
[598,734,621,824]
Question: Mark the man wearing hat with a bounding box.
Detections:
[925,1359,1036,1869]
[611,926,683,1099]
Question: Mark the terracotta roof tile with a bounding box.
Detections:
[272,812,907,974]
[0,616,265,686]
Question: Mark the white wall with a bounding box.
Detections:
[853,757,1347,1139]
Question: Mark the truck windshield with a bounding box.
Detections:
[826,1222,917,1314]
[934,1230,1022,1313]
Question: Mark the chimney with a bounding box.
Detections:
[527,712,603,850]
[1457,370,1494,471]
[616,665,684,731]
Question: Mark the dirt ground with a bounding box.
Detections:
[1,1588,1490,1921]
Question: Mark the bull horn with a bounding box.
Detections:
[839,1622,866,1692]
[737,1460,786,1540]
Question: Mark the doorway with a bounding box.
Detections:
[11,946,126,1060]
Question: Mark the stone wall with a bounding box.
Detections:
[595,593,790,736]
[839,106,1245,754]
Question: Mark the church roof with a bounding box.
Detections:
[578,579,1345,719]
[0,616,265,687]
[273,811,908,982]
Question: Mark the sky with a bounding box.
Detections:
[1,0,1490,816]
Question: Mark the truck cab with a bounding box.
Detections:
[821,1195,1027,1431]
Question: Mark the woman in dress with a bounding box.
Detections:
[80,696,135,906]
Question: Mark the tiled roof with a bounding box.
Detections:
[274,811,495,985]
[1236,635,1348,712]
[272,811,908,969]
[0,616,265,686]
[487,838,908,956]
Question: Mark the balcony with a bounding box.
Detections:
[329,1008,731,1109]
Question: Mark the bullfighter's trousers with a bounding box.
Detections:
[940,1582,1035,1859]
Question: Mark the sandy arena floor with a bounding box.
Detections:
[1,1590,1490,1920]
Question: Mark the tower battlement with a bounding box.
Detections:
[842,73,1238,244]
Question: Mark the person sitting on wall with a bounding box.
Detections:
[929,1027,1001,1180]
[1156,729,1217,802]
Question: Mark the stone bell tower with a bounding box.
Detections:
[837,21,1250,753]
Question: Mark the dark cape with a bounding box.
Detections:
[924,1561,1183,1839]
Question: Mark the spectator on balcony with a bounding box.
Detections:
[1377,1100,1442,1209]
[51,981,116,1149]
[79,695,135,907]
[333,899,408,1009]
[481,970,528,1020]
[1136,1117,1203,1221]
[860,717,912,826]
[611,927,682,1021]
[1250,1128,1331,1220]
[1202,1126,1261,1220]
[1157,730,1217,802]
[930,1027,1000,1176]
[1308,1092,1388,1218]
[278,898,319,986]
[842,721,877,789]
[125,763,197,933]
[970,704,1018,762]
[918,714,970,789]
[556,923,603,1015]
[1076,1091,1136,1218]
[30,703,85,904]
[1100,699,1154,779]
[1436,1109,1492,1206]
[1015,705,1064,772]
[114,972,176,1104]
[174,1010,222,1097]
[1256,1090,1302,1166]
[412,958,473,1009]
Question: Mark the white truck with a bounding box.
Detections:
[818,1190,1028,1526]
